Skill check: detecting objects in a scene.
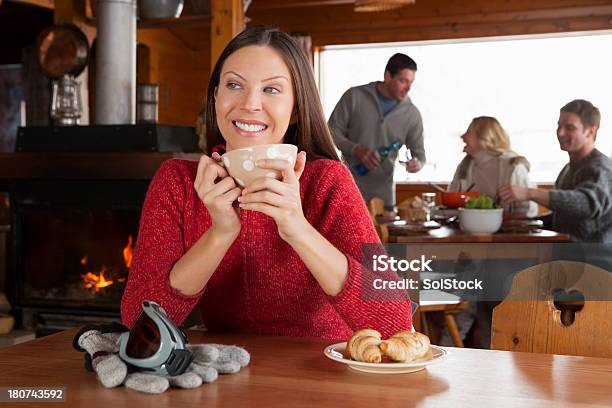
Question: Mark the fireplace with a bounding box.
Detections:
[10,180,146,335]
[0,0,198,336]
[3,124,197,336]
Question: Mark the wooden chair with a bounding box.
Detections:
[492,260,612,357]
[367,197,389,243]
[419,297,470,348]
[366,198,468,347]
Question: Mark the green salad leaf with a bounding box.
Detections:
[465,195,496,209]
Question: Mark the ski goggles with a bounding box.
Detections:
[119,300,192,376]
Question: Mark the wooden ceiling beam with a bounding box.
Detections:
[4,0,55,10]
[250,0,353,9]
[248,2,612,45]
[251,5,612,31]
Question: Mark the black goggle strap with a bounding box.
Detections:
[165,349,193,376]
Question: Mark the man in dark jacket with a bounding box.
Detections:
[499,99,612,242]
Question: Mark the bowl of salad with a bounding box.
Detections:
[458,195,503,234]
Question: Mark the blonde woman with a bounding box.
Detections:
[448,116,537,217]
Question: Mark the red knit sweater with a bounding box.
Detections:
[121,158,412,339]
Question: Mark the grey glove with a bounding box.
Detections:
[75,325,250,394]
[189,343,251,373]
[74,327,128,388]
[124,343,250,394]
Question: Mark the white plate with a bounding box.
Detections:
[323,342,449,374]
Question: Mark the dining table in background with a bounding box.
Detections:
[387,224,570,243]
[0,329,610,407]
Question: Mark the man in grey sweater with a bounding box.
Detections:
[499,99,612,242]
[328,53,426,210]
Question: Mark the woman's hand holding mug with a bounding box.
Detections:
[238,151,308,242]
[194,153,242,238]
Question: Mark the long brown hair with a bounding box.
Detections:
[205,26,339,161]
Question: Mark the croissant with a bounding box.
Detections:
[346,329,382,363]
[379,331,431,363]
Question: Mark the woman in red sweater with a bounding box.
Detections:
[121,26,412,340]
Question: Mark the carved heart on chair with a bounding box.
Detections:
[552,288,585,326]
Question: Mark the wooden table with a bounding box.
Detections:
[388,225,570,243]
[0,329,610,407]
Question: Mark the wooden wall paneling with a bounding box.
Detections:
[248,0,612,46]
[53,0,95,43]
[210,0,244,72]
[137,44,154,84]
[137,27,210,126]
[49,0,212,127]
[53,0,95,124]
[22,45,52,126]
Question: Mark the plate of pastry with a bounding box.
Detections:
[324,329,449,374]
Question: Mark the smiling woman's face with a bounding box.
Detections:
[214,45,295,151]
[461,124,483,156]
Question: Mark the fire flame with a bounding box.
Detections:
[81,268,114,292]
[80,235,133,292]
[123,235,134,269]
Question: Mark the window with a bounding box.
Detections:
[319,31,612,183]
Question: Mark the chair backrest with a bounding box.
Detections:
[367,197,386,218]
[491,260,612,357]
[367,198,388,243]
